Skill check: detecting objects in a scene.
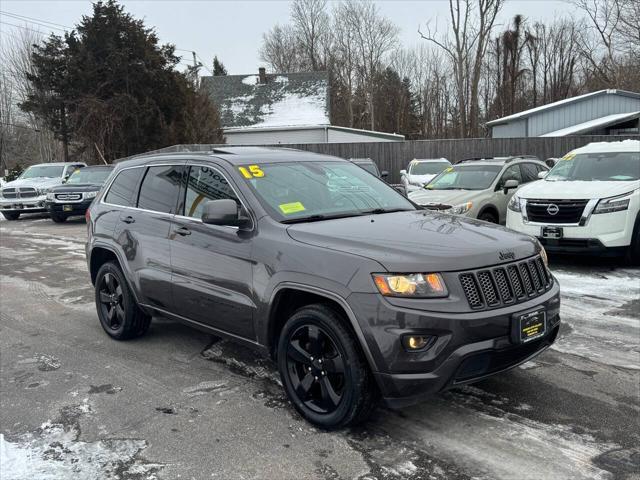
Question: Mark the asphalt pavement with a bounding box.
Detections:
[1,214,638,480]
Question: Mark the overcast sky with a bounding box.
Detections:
[1,0,582,75]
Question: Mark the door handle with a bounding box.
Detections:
[175,226,191,236]
[122,215,135,224]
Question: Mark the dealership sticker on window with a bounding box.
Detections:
[444,167,454,172]
[279,202,306,214]
[562,153,576,161]
[239,165,265,178]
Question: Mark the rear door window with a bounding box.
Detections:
[520,163,541,183]
[104,167,144,207]
[137,165,184,214]
[182,166,239,219]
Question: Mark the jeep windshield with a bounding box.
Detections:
[425,164,502,190]
[66,168,112,184]
[240,161,415,223]
[19,165,65,179]
[409,161,450,175]
[546,152,640,182]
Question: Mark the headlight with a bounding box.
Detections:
[84,191,98,199]
[46,192,55,201]
[446,202,472,215]
[539,243,548,268]
[593,191,633,214]
[508,195,521,212]
[372,273,448,298]
[37,187,50,196]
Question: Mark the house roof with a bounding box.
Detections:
[201,72,329,128]
[487,89,640,126]
[223,124,405,141]
[541,111,640,137]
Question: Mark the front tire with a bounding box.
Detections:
[277,304,377,429]
[50,213,67,223]
[625,220,640,265]
[478,211,498,223]
[2,211,20,221]
[95,261,151,340]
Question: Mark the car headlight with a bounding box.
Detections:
[538,242,549,268]
[372,273,448,298]
[84,191,98,200]
[593,191,633,214]
[508,195,521,212]
[37,187,50,196]
[446,202,472,215]
[46,192,55,201]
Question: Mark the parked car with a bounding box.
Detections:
[400,158,451,193]
[45,165,114,223]
[349,158,388,179]
[409,156,549,224]
[86,147,559,428]
[0,162,86,220]
[507,140,640,260]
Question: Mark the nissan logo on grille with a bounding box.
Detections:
[546,204,560,215]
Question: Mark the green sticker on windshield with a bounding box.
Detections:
[444,167,454,172]
[279,202,306,215]
[562,153,575,160]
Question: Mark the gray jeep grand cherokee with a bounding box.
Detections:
[86,147,560,428]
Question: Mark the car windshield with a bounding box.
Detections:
[66,168,112,184]
[425,164,502,190]
[19,165,64,179]
[241,161,415,222]
[409,161,450,175]
[546,152,640,181]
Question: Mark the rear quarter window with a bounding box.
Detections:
[104,167,144,207]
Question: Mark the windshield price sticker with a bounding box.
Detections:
[279,202,306,214]
[444,167,454,172]
[239,165,265,179]
[562,153,576,161]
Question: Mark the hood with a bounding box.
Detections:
[50,183,102,193]
[406,173,437,185]
[516,179,639,200]
[2,177,63,190]
[409,188,483,207]
[286,210,538,272]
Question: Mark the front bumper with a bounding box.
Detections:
[0,196,47,213]
[45,200,92,216]
[347,280,560,408]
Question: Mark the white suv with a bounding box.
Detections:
[400,158,451,192]
[506,140,640,260]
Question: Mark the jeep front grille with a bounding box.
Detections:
[459,256,551,310]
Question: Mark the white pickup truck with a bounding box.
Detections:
[0,162,86,220]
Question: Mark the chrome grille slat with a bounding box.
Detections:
[459,256,551,310]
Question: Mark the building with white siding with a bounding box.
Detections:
[201,69,404,145]
[488,89,640,138]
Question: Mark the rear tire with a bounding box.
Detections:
[478,211,498,223]
[625,221,640,265]
[277,304,378,429]
[95,261,151,340]
[50,213,67,223]
[2,212,20,221]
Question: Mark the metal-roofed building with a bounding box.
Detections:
[487,89,640,138]
[201,68,404,144]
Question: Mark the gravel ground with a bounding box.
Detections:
[1,214,638,480]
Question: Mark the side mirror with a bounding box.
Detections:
[201,199,252,229]
[399,169,407,176]
[503,179,519,194]
[538,171,548,179]
[381,170,389,179]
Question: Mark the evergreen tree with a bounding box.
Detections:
[213,56,228,76]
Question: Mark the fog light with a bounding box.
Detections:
[402,335,434,352]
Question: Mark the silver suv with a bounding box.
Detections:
[409,156,549,224]
[0,162,86,220]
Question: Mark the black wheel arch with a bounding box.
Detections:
[477,204,499,220]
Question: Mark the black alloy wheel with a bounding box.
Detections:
[98,272,125,331]
[286,324,346,414]
[277,304,378,429]
[94,261,151,340]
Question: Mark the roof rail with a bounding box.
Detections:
[458,156,494,163]
[504,154,540,163]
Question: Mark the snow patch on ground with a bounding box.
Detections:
[552,268,640,370]
[0,423,161,480]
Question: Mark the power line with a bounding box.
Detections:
[0,121,40,132]
[0,11,71,30]
[0,21,57,36]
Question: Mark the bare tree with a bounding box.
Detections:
[259,24,302,72]
[291,0,331,71]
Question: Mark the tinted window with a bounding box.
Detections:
[499,165,523,187]
[104,168,144,206]
[137,165,184,214]
[182,166,239,218]
[520,163,541,183]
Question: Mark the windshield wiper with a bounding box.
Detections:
[281,213,362,224]
[360,208,410,215]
